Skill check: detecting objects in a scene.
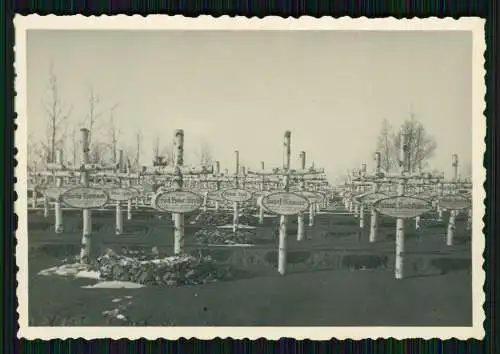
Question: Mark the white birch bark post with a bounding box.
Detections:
[278,131,291,276]
[126,165,133,221]
[202,191,208,212]
[114,150,124,235]
[308,203,315,227]
[353,183,360,218]
[54,150,64,234]
[115,201,123,235]
[43,194,50,217]
[297,151,306,241]
[369,152,381,243]
[358,164,366,228]
[446,154,459,246]
[214,161,220,211]
[467,207,472,230]
[173,129,185,255]
[414,185,422,231]
[359,203,365,228]
[31,186,37,209]
[233,150,240,233]
[437,182,444,222]
[414,162,422,231]
[79,128,92,264]
[395,129,407,280]
[258,161,265,224]
[446,210,456,246]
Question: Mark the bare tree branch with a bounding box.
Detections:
[107,103,120,163]
[41,63,71,163]
[81,87,104,163]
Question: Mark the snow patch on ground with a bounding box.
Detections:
[217,224,256,229]
[82,281,145,289]
[38,263,99,279]
[207,243,255,247]
[251,214,277,218]
[75,270,101,280]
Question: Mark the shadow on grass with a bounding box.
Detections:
[29,244,82,259]
[430,258,471,274]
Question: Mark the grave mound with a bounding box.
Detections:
[93,248,234,286]
[194,229,255,245]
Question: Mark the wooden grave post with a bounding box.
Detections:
[297,151,306,241]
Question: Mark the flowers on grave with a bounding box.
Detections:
[94,248,234,286]
[194,229,255,245]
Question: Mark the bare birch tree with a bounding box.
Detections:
[107,104,120,163]
[152,136,161,165]
[70,126,79,167]
[81,87,103,163]
[41,63,72,163]
[196,140,214,166]
[27,133,45,172]
[161,143,174,166]
[133,129,143,171]
[391,114,437,173]
[375,118,395,172]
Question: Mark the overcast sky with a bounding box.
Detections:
[26,29,472,182]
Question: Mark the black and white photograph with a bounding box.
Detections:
[15,16,485,340]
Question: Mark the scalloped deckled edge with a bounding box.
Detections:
[13,14,486,340]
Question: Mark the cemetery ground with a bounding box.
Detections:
[27,208,472,327]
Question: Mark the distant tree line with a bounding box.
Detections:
[28,64,215,173]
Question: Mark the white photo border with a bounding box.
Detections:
[14,14,487,340]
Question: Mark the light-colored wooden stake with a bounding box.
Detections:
[278,131,291,276]
[467,207,472,230]
[203,191,208,212]
[395,128,407,280]
[215,161,220,211]
[369,152,381,242]
[415,216,421,230]
[31,187,37,208]
[173,129,184,255]
[297,151,306,241]
[308,203,315,227]
[233,150,240,233]
[437,182,443,221]
[446,210,456,246]
[446,154,459,245]
[359,204,365,228]
[43,196,49,217]
[369,208,378,243]
[115,201,123,235]
[258,162,265,224]
[79,128,91,264]
[278,214,287,275]
[126,162,133,220]
[54,149,64,234]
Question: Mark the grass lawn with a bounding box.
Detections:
[25,208,473,326]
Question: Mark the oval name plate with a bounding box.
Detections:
[61,187,109,209]
[438,194,471,210]
[222,188,253,202]
[356,192,389,205]
[261,192,310,216]
[374,196,433,219]
[153,190,203,213]
[106,187,140,202]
